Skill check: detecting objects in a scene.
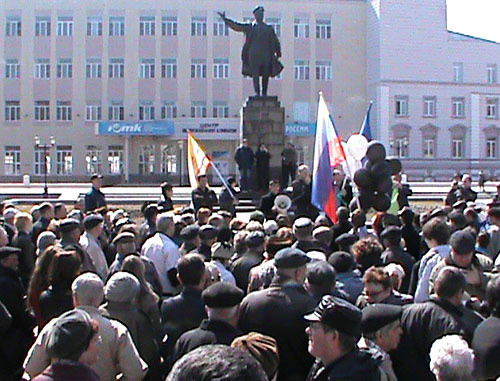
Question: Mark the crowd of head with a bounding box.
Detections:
[1,174,500,381]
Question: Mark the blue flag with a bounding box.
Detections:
[359,101,373,141]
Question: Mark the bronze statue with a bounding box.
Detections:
[218,6,282,96]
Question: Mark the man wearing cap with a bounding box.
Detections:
[80,214,108,280]
[0,246,35,378]
[230,230,266,292]
[85,174,106,213]
[292,217,322,253]
[359,305,403,381]
[31,202,54,244]
[304,295,381,381]
[380,225,414,293]
[210,242,236,285]
[58,218,96,274]
[179,225,200,256]
[292,165,319,219]
[191,174,218,212]
[172,282,244,363]
[239,247,317,381]
[196,224,219,261]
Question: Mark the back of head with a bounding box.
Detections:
[429,335,474,381]
[422,217,451,245]
[72,272,104,307]
[487,275,500,318]
[306,260,336,294]
[167,344,268,381]
[105,272,140,303]
[336,207,350,222]
[434,266,466,300]
[351,237,384,274]
[328,251,355,273]
[177,254,206,286]
[363,266,391,290]
[156,212,175,233]
[49,251,82,290]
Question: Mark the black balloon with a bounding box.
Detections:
[366,141,386,164]
[358,189,375,210]
[353,168,374,189]
[376,176,393,194]
[386,157,402,175]
[373,192,391,212]
[370,161,392,178]
[363,160,372,171]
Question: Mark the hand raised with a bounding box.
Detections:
[217,11,226,20]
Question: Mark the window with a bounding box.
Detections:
[87,16,102,36]
[56,101,72,121]
[139,101,155,121]
[108,146,123,174]
[4,146,20,175]
[6,16,21,36]
[57,58,72,78]
[57,17,74,36]
[191,59,207,78]
[34,101,50,121]
[162,16,177,36]
[161,101,177,119]
[139,145,155,174]
[86,59,102,78]
[294,60,310,80]
[109,16,125,36]
[316,19,331,39]
[487,64,498,84]
[56,146,73,175]
[423,138,435,158]
[139,16,155,36]
[191,17,207,36]
[452,97,465,117]
[213,102,229,118]
[487,138,497,159]
[392,137,409,158]
[423,96,436,117]
[161,58,177,78]
[34,147,51,175]
[161,145,177,174]
[453,62,463,83]
[139,59,155,78]
[213,58,229,79]
[35,59,50,79]
[5,59,20,78]
[452,139,463,158]
[266,18,281,37]
[191,101,207,118]
[86,146,102,174]
[35,16,51,36]
[316,61,332,80]
[395,96,409,116]
[5,101,20,121]
[108,101,124,121]
[86,103,102,121]
[293,102,310,122]
[486,98,499,119]
[294,18,309,38]
[213,18,228,36]
[109,58,124,78]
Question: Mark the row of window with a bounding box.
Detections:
[390,136,499,160]
[5,15,332,39]
[452,62,497,84]
[4,144,178,176]
[395,96,499,119]
[4,58,333,80]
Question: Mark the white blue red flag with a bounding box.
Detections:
[312,93,347,223]
[359,101,373,141]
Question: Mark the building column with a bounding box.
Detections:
[124,136,130,183]
[470,93,481,160]
[378,85,390,146]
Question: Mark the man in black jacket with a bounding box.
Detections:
[11,212,35,289]
[230,231,266,293]
[292,164,319,219]
[259,179,281,220]
[234,139,254,191]
[191,174,218,212]
[84,174,106,213]
[31,202,54,244]
[158,182,174,212]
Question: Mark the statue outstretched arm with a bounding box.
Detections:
[217,11,250,33]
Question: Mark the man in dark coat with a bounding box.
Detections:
[230,231,266,293]
[31,202,54,244]
[218,6,281,96]
[234,139,254,191]
[457,174,478,203]
[191,174,218,212]
[196,225,219,261]
[238,248,317,381]
[255,143,271,192]
[172,282,244,363]
[399,207,420,261]
[218,177,239,217]
[330,207,352,252]
[281,142,298,188]
[84,174,106,213]
[158,181,174,212]
[292,164,319,219]
[259,179,281,220]
[12,214,36,289]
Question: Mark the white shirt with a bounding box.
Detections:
[414,244,450,303]
[80,232,108,280]
[141,232,181,295]
[211,260,236,285]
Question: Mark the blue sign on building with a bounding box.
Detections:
[97,121,175,136]
[285,123,316,136]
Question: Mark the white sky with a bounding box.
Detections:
[447,0,500,42]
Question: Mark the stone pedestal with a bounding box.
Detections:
[242,96,285,177]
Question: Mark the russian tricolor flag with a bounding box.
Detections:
[312,93,347,223]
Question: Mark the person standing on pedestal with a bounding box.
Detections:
[255,143,271,192]
[234,139,254,192]
[281,142,298,189]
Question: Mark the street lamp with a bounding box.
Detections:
[34,135,55,198]
[177,140,183,186]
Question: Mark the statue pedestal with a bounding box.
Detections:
[242,96,285,179]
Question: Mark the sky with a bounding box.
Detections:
[447,0,500,42]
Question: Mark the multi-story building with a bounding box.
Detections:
[0,0,498,182]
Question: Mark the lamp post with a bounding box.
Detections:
[177,140,183,186]
[34,135,55,198]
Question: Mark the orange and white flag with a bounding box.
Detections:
[187,131,212,188]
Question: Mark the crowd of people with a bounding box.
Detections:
[1,170,500,381]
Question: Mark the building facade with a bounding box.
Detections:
[0,0,498,182]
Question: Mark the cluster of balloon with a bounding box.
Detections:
[351,140,402,212]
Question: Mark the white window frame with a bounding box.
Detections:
[213,102,229,118]
[161,145,177,174]
[34,101,50,121]
[86,59,102,78]
[109,16,125,36]
[56,101,72,121]
[487,138,497,159]
[162,16,177,36]
[191,102,207,118]
[486,99,499,119]
[316,60,332,80]
[57,59,72,78]
[35,17,51,36]
[452,97,465,117]
[34,146,51,175]
[6,17,21,37]
[5,101,20,121]
[139,145,155,174]
[86,103,102,121]
[57,17,74,36]
[294,18,309,38]
[161,101,177,119]
[108,102,124,121]
[85,146,102,175]
[139,16,155,36]
[56,146,73,175]
[393,137,409,158]
[453,62,464,83]
[395,96,409,117]
[316,19,331,39]
[87,16,103,36]
[161,58,177,78]
[139,102,155,121]
[213,58,229,79]
[423,138,435,158]
[5,59,20,79]
[139,59,155,78]
[191,60,207,79]
[452,138,464,159]
[294,60,310,80]
[213,19,228,36]
[487,64,498,84]
[191,17,207,36]
[108,145,124,174]
[423,96,436,117]
[266,18,281,37]
[109,58,124,78]
[35,59,50,79]
[4,146,21,175]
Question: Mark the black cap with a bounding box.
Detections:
[328,251,355,273]
[450,230,476,255]
[202,282,244,308]
[245,231,266,248]
[112,232,136,245]
[60,218,81,233]
[380,226,402,241]
[199,224,219,240]
[253,5,264,14]
[90,174,103,181]
[274,247,310,269]
[0,246,21,260]
[429,208,446,219]
[249,210,265,224]
[181,225,200,241]
[452,200,467,210]
[304,295,362,337]
[335,233,357,247]
[361,304,402,335]
[83,214,104,230]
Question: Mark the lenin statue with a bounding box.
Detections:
[218,6,282,96]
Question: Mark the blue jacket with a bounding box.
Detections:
[234,146,254,170]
